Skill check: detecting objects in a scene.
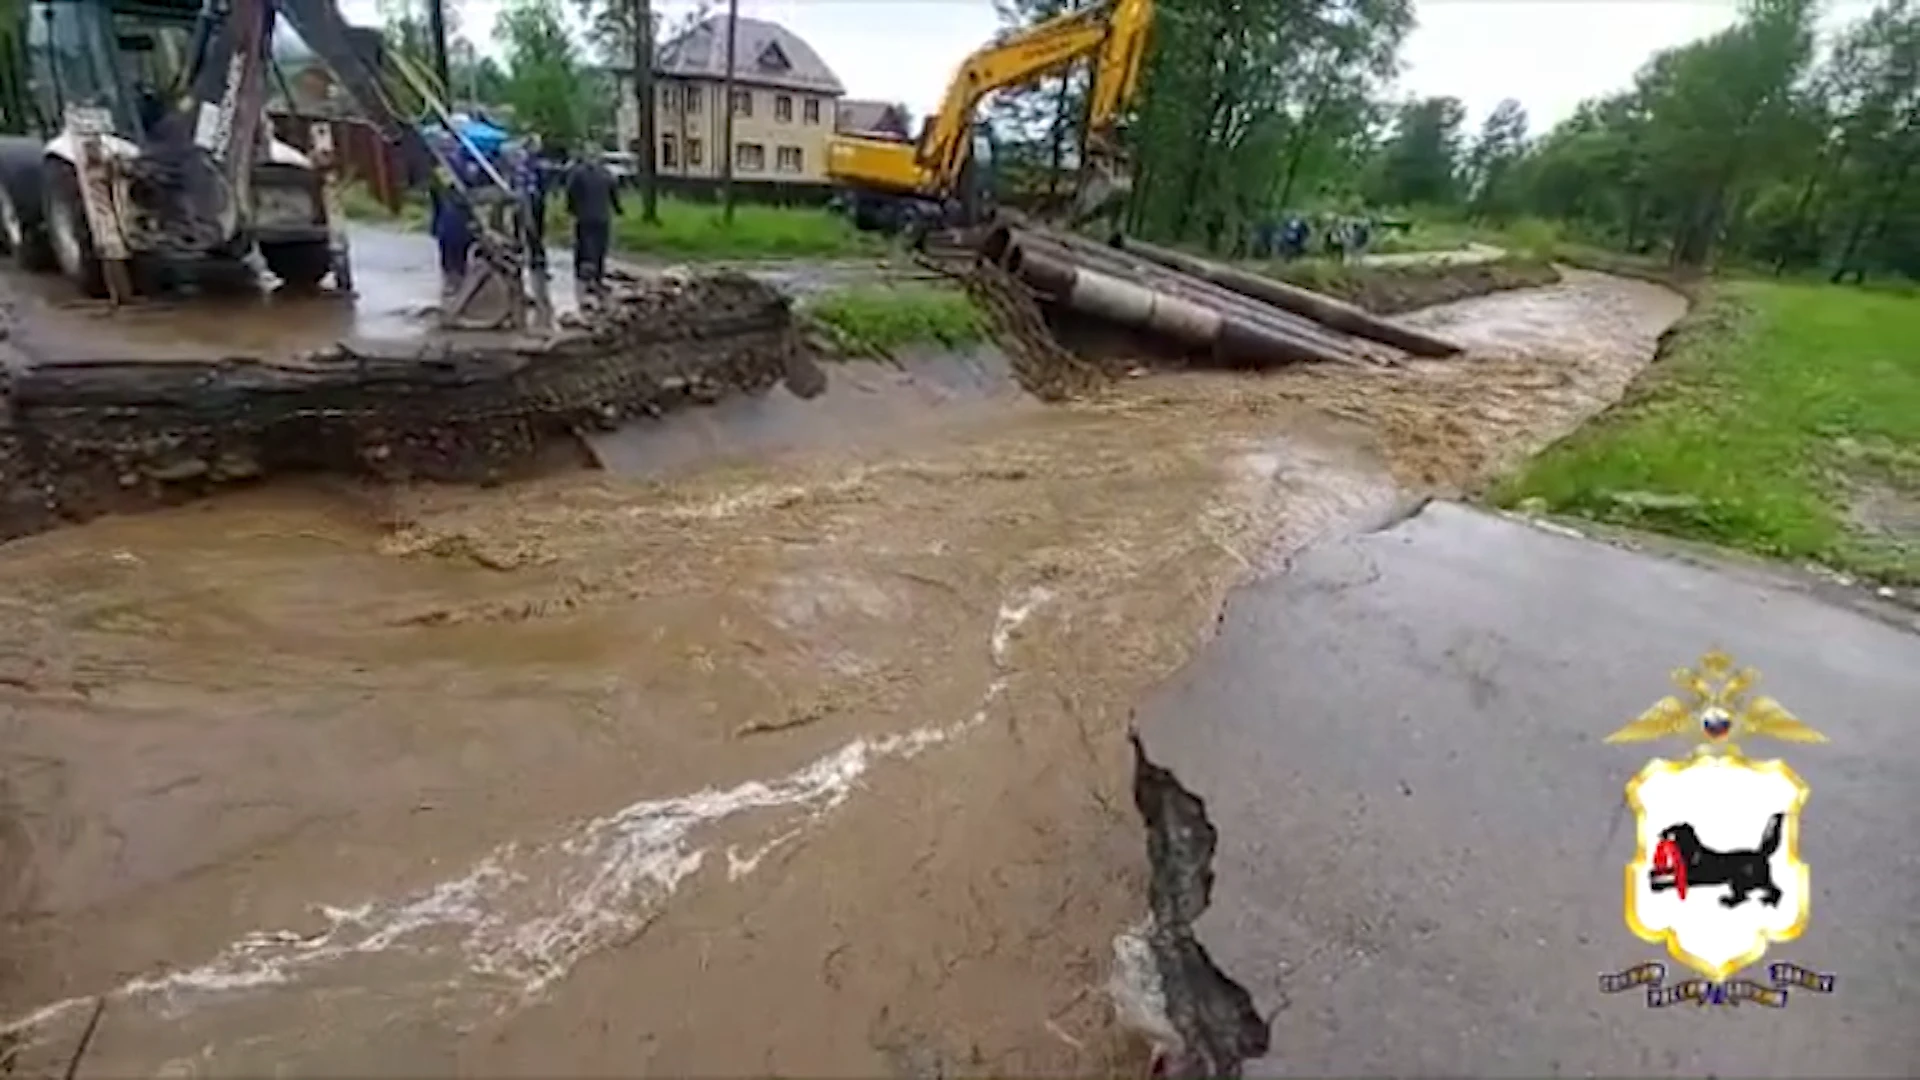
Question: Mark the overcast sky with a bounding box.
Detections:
[336,0,1876,135]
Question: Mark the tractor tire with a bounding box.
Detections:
[261,239,334,292]
[43,160,108,298]
[0,138,55,271]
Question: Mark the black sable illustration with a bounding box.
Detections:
[1651,813,1785,908]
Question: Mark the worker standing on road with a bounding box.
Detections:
[427,130,483,303]
[503,141,547,277]
[565,147,622,306]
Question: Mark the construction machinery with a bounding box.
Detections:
[0,0,528,327]
[826,0,1150,235]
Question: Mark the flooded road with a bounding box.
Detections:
[0,226,588,364]
[0,270,1683,1075]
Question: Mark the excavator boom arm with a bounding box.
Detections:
[917,0,1152,191]
[1084,0,1150,138]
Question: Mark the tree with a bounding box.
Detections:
[495,0,590,151]
[571,0,661,220]
[375,0,436,74]
[448,37,511,106]
[1370,95,1467,207]
[1465,98,1528,220]
[1122,0,1411,250]
[1817,0,1920,280]
[986,0,1089,205]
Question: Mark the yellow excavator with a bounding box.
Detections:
[825,0,1151,235]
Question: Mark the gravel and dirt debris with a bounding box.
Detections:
[0,267,1684,1077]
[0,272,816,543]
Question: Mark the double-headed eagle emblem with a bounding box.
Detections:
[1607,649,1826,755]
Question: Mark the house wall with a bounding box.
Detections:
[616,76,838,186]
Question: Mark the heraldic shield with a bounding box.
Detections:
[1625,754,1811,981]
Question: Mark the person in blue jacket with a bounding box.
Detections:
[427,129,486,302]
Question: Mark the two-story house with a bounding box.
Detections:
[834,100,913,142]
[616,16,846,194]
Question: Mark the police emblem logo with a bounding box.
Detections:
[1625,755,1807,980]
[1601,650,1838,1002]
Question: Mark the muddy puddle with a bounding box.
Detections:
[0,269,1683,1076]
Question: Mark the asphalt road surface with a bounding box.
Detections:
[1136,501,1920,1077]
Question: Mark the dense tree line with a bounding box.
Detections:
[981,0,1409,244]
[983,0,1916,280]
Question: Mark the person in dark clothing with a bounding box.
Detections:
[504,141,547,275]
[428,130,486,301]
[565,149,622,303]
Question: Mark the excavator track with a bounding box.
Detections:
[0,272,807,542]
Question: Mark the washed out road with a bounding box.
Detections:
[0,255,1709,1075]
[1137,501,1920,1076]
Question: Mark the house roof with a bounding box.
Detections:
[835,99,908,136]
[655,16,845,95]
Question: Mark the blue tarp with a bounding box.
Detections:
[422,116,512,158]
[456,117,510,153]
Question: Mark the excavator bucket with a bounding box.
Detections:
[442,256,523,331]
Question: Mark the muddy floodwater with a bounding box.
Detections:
[0,270,1683,1076]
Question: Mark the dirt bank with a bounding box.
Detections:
[0,270,1683,1077]
[0,273,815,544]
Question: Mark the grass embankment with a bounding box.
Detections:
[801,284,985,357]
[339,183,879,261]
[1494,281,1920,584]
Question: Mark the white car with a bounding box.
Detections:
[602,151,640,188]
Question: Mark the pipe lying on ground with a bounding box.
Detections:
[1030,228,1365,360]
[1111,234,1464,358]
[1003,241,1352,368]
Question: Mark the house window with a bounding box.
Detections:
[658,84,677,109]
[662,135,678,168]
[687,138,703,166]
[735,142,765,172]
[732,89,753,117]
[775,94,793,122]
[803,97,820,124]
[757,42,791,73]
[685,86,702,114]
[776,146,803,173]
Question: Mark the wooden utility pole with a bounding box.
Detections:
[720,0,738,224]
[424,0,451,98]
[628,0,660,222]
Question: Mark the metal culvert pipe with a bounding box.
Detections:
[1025,227,1366,358]
[1111,235,1464,358]
[1003,241,1353,368]
[980,224,1018,266]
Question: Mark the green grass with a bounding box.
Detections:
[801,284,984,357]
[609,197,880,260]
[1493,281,1920,583]
[1370,217,1483,255]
